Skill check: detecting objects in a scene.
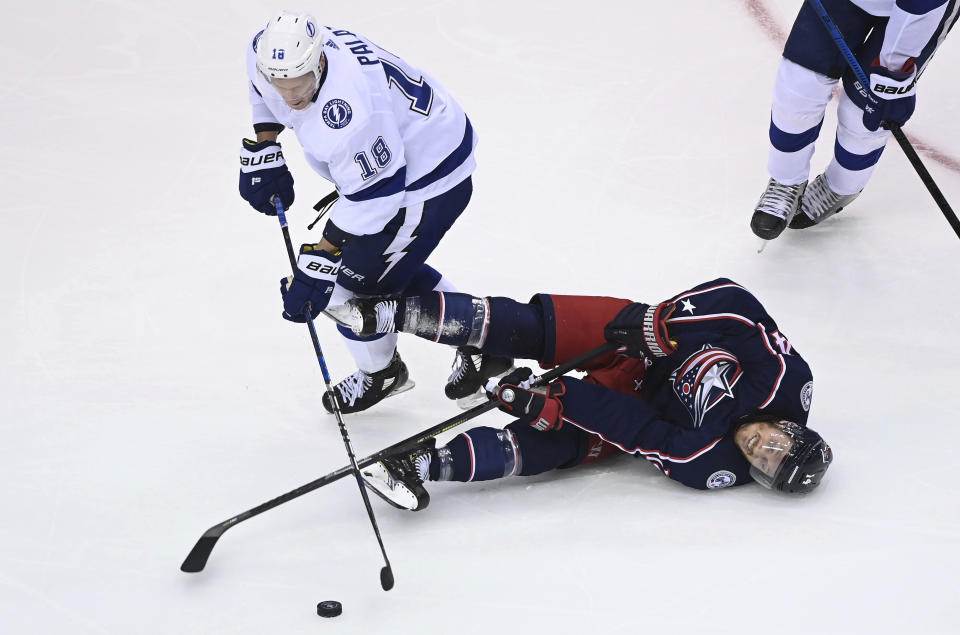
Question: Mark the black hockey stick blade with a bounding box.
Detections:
[181,527,226,573]
[380,565,394,590]
[179,342,618,573]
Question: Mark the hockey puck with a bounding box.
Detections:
[317,600,342,618]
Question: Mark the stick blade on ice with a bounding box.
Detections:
[180,530,223,573]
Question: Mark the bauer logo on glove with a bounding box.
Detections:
[239,138,295,215]
[279,244,342,322]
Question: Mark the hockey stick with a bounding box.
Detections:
[180,340,618,574]
[273,196,395,591]
[805,0,960,241]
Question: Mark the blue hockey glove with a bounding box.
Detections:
[279,244,341,322]
[862,58,916,132]
[604,301,677,359]
[491,368,565,432]
[239,138,294,215]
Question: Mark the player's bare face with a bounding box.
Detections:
[734,420,793,479]
[272,73,317,110]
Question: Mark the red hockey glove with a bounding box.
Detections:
[491,368,565,432]
[604,301,677,359]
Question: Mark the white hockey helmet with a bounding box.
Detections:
[255,11,324,81]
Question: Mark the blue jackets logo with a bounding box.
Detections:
[669,344,742,428]
[706,470,736,489]
[322,99,352,129]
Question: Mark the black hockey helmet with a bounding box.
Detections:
[737,418,833,494]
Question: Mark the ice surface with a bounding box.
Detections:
[2,1,958,633]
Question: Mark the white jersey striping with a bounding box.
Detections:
[247,26,477,236]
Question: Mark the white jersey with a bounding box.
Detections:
[849,0,954,70]
[246,26,477,237]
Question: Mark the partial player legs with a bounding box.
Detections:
[791,90,887,229]
[752,59,836,240]
[321,178,472,413]
[766,58,836,186]
[360,422,620,510]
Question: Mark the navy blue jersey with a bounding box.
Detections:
[556,279,814,490]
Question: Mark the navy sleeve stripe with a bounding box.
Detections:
[896,0,948,15]
[253,122,285,133]
[343,165,407,202]
[407,117,474,192]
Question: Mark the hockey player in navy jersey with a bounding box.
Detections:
[238,11,479,413]
[751,0,958,239]
[321,279,833,510]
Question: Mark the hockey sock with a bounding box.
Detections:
[399,294,545,358]
[433,427,521,482]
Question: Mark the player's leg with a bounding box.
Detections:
[361,421,618,510]
[794,1,960,228]
[322,178,472,414]
[333,291,650,403]
[751,0,878,239]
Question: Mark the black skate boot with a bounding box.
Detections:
[790,173,861,229]
[321,351,415,414]
[445,346,514,409]
[326,297,399,338]
[360,439,435,511]
[751,178,807,240]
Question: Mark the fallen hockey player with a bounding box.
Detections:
[319,278,833,509]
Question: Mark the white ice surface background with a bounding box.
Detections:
[2,1,958,634]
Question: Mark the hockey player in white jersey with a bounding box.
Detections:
[751,0,958,239]
[238,12,480,413]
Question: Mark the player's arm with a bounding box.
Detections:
[493,374,752,490]
[559,378,752,489]
[879,0,950,71]
[239,35,291,215]
[661,278,779,341]
[860,0,948,130]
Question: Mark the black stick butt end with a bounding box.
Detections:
[380,566,394,591]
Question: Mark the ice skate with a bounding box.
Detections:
[445,346,515,409]
[322,350,414,414]
[326,298,398,338]
[790,173,861,229]
[750,178,807,240]
[360,439,435,511]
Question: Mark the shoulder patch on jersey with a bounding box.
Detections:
[800,381,813,412]
[669,344,742,428]
[706,470,737,489]
[322,99,353,129]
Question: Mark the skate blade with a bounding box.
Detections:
[757,238,769,254]
[456,390,491,410]
[323,304,354,328]
[388,378,416,399]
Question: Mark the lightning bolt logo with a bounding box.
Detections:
[379,249,408,282]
